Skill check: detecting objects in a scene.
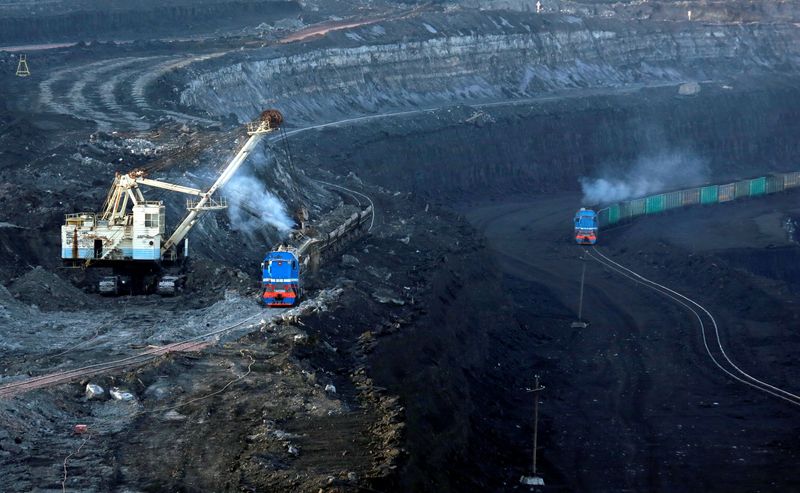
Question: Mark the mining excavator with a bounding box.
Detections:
[61,110,283,295]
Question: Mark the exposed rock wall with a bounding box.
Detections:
[179,12,800,124]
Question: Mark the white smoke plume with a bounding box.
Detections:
[226,172,294,234]
[580,151,709,205]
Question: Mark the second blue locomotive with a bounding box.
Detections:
[574,208,598,245]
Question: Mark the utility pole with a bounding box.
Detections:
[577,261,585,321]
[521,375,546,486]
[571,257,589,328]
[532,374,542,475]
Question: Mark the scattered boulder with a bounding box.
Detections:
[372,289,405,306]
[144,381,179,401]
[109,387,135,401]
[85,383,105,400]
[341,254,360,268]
[366,266,391,280]
[271,429,299,440]
[678,82,701,96]
[163,410,187,422]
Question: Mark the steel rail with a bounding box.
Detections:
[0,341,208,398]
[311,178,376,232]
[585,246,800,407]
[0,312,263,398]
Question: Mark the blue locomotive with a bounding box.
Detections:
[261,250,300,307]
[574,208,598,245]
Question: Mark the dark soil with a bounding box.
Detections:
[462,191,800,492]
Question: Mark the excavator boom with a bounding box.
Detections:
[161,113,280,254]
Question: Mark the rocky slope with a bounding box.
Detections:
[176,11,800,124]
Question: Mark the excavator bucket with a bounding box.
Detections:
[260,109,283,128]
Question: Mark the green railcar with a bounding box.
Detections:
[597,208,610,228]
[734,180,751,199]
[628,198,646,217]
[645,195,665,214]
[608,204,620,224]
[749,177,766,196]
[700,185,719,204]
[664,191,682,210]
[766,175,784,194]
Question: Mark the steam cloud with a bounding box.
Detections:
[226,172,294,234]
[580,152,709,205]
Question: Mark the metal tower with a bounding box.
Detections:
[15,54,30,77]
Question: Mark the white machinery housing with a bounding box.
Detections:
[62,197,166,263]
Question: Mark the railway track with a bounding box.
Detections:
[585,246,800,408]
[310,179,375,233]
[0,313,262,399]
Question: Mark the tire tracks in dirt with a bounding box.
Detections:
[38,53,223,131]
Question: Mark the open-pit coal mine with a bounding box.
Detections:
[1,1,800,492]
